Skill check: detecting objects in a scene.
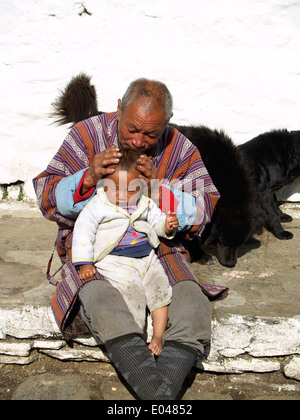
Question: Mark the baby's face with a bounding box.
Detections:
[103,169,144,207]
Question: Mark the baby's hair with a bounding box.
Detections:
[115,148,141,172]
[100,148,147,196]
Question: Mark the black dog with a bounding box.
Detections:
[51,74,264,267]
[172,125,264,267]
[238,130,300,240]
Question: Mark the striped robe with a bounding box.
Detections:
[33,112,226,336]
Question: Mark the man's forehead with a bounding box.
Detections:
[127,121,162,135]
[124,110,166,133]
[124,98,166,121]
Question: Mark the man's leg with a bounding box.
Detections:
[156,342,197,398]
[78,280,175,400]
[78,280,142,344]
[105,334,175,400]
[106,280,212,400]
[154,280,212,398]
[163,280,212,356]
[78,279,212,400]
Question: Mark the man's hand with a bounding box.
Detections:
[137,155,161,204]
[137,154,158,180]
[79,264,97,281]
[81,145,122,195]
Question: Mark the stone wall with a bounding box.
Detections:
[0,306,299,381]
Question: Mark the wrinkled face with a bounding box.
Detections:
[117,99,167,153]
[103,168,143,207]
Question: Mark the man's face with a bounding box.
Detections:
[117,99,167,154]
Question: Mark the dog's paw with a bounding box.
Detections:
[196,254,218,265]
[276,230,294,240]
[280,213,293,223]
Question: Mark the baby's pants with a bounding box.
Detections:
[95,250,172,331]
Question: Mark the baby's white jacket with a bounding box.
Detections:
[72,187,176,265]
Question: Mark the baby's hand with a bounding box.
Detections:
[79,264,97,281]
[165,211,179,234]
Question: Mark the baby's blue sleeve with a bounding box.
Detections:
[56,168,96,219]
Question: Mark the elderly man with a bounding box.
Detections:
[33,79,221,400]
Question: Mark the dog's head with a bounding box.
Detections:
[204,222,248,268]
[205,208,264,268]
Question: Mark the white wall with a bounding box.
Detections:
[1,0,299,201]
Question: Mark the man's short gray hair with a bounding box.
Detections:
[120,78,173,122]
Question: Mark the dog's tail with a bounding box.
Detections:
[50,73,101,126]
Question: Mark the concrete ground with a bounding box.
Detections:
[0,200,299,401]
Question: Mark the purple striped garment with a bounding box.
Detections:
[33,112,225,335]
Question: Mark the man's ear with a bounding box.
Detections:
[117,99,122,120]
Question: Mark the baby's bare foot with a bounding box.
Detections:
[148,338,163,356]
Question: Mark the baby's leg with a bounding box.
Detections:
[148,306,168,356]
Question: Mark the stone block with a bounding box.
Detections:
[283,356,300,381]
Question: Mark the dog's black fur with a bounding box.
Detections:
[172,125,264,267]
[238,130,300,240]
[51,73,102,126]
[50,74,266,267]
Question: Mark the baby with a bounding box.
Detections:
[72,147,179,355]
